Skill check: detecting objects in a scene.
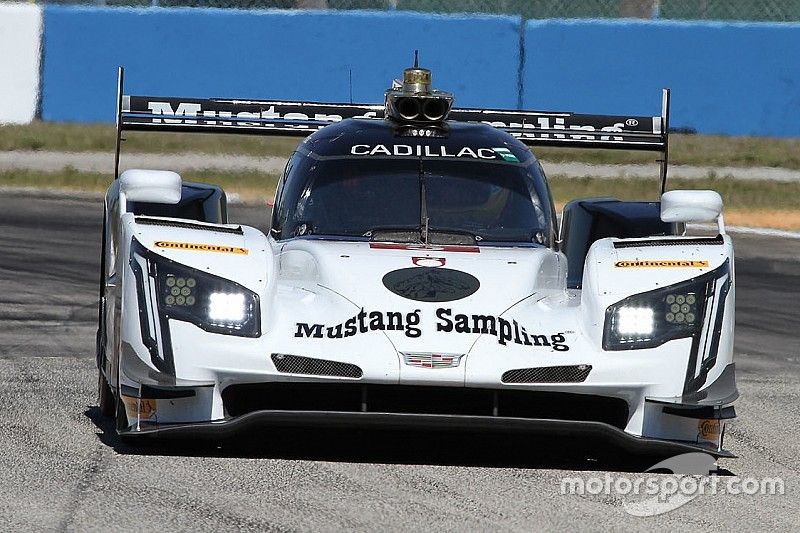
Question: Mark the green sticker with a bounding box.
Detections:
[493,147,519,162]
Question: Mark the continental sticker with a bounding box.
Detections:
[614,260,709,268]
[154,240,248,255]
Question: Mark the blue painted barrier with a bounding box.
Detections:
[39,8,800,136]
[523,19,800,137]
[41,6,521,123]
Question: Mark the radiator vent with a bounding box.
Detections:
[501,365,592,384]
[614,235,723,248]
[135,216,243,235]
[271,353,363,379]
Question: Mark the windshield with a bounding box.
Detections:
[272,155,554,245]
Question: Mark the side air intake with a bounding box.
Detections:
[271,353,363,379]
[501,365,592,384]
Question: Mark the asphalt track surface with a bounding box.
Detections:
[0,191,798,531]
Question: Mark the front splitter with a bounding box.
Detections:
[120,410,734,459]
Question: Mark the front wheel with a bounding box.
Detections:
[98,369,115,417]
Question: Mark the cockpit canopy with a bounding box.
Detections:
[270,120,557,247]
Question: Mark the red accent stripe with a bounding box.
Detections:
[369,242,480,253]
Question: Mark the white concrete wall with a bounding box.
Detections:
[0,3,42,124]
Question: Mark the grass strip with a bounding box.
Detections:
[2,169,799,229]
[547,175,800,210]
[0,122,299,158]
[0,168,281,200]
[4,122,800,170]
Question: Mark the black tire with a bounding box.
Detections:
[98,369,115,418]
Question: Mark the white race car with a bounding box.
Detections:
[97,64,737,458]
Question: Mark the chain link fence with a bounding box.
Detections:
[44,0,800,22]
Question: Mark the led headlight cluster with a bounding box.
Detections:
[164,276,197,307]
[208,292,246,322]
[664,292,698,325]
[603,275,716,351]
[155,262,260,336]
[132,241,260,338]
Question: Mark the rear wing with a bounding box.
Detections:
[115,67,671,192]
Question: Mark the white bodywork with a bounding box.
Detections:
[101,173,736,454]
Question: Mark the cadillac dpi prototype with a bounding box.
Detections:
[97,63,737,458]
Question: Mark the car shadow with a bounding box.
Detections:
[84,406,735,475]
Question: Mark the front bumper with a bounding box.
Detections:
[117,364,738,459]
[120,410,734,459]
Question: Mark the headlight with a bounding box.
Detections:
[132,240,260,338]
[603,262,729,351]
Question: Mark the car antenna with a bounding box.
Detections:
[413,50,429,245]
[348,68,353,104]
[418,155,429,245]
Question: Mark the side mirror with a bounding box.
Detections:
[119,169,182,205]
[661,190,724,233]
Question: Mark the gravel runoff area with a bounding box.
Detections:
[3,150,800,181]
[0,191,798,531]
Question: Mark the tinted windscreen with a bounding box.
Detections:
[274,156,552,244]
[424,169,545,242]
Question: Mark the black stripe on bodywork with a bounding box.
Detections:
[130,238,176,375]
[141,384,198,399]
[660,404,736,420]
[119,383,198,400]
[683,259,731,395]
